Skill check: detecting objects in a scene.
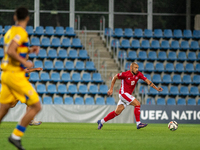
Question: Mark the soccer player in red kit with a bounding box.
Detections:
[97,62,163,129]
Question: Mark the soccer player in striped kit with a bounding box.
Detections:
[97,62,163,129]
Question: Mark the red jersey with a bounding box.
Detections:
[117,70,147,95]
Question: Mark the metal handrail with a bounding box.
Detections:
[82,26,87,49]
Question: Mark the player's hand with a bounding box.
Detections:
[24,61,33,68]
[29,46,40,55]
[107,89,113,96]
[157,87,163,92]
[36,68,43,71]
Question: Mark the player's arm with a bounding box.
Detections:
[28,46,40,55]
[24,68,43,73]
[107,74,119,96]
[7,40,33,68]
[145,79,163,92]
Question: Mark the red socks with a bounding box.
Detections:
[134,106,140,122]
[104,111,118,122]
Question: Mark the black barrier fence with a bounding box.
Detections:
[140,105,200,124]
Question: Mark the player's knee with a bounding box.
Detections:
[135,101,140,106]
[115,107,124,115]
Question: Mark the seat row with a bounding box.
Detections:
[106,28,200,39]
[139,86,200,96]
[119,50,200,61]
[125,62,200,73]
[146,98,200,105]
[111,39,199,50]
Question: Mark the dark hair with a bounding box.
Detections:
[15,7,29,21]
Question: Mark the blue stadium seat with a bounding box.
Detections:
[118,50,127,59]
[195,63,200,73]
[82,73,91,83]
[177,99,186,105]
[54,96,63,104]
[121,39,131,49]
[124,28,133,38]
[45,26,54,36]
[182,75,191,84]
[155,63,164,72]
[65,61,74,70]
[162,74,171,84]
[43,96,53,104]
[193,30,200,39]
[106,97,116,105]
[151,40,160,50]
[139,74,151,83]
[54,60,64,70]
[152,74,161,84]
[92,73,103,83]
[51,37,61,47]
[38,49,47,58]
[188,52,197,61]
[61,72,70,82]
[190,41,199,50]
[68,49,78,59]
[165,63,174,72]
[180,86,189,96]
[26,26,34,35]
[177,52,187,61]
[0,48,4,58]
[190,86,199,96]
[35,26,44,36]
[44,60,53,70]
[55,26,64,36]
[183,29,192,39]
[36,84,46,94]
[127,51,137,60]
[163,29,172,38]
[175,63,184,72]
[144,29,153,38]
[71,72,81,82]
[41,37,50,47]
[161,40,170,49]
[111,39,121,49]
[31,37,40,46]
[85,97,95,105]
[64,97,74,104]
[180,41,190,50]
[169,86,179,95]
[75,61,85,70]
[68,84,78,94]
[149,87,158,95]
[173,29,182,39]
[61,38,71,48]
[72,38,82,48]
[146,98,156,105]
[137,62,144,71]
[78,84,88,94]
[85,61,96,71]
[113,28,123,38]
[145,62,154,72]
[47,49,57,59]
[172,74,181,84]
[58,49,68,59]
[161,86,169,95]
[57,84,67,94]
[134,29,143,38]
[96,97,105,105]
[29,72,40,82]
[157,98,166,105]
[0,25,3,35]
[89,85,99,94]
[168,52,177,61]
[153,29,163,38]
[104,28,113,37]
[193,75,200,84]
[167,98,176,105]
[99,85,108,95]
[131,40,140,49]
[40,72,50,81]
[138,51,147,60]
[141,40,150,49]
[171,40,180,50]
[148,51,157,60]
[185,63,194,73]
[0,37,4,46]
[50,72,60,82]
[75,97,84,105]
[187,99,196,105]
[79,50,89,59]
[198,99,200,105]
[158,51,167,61]
[66,27,76,36]
[4,25,11,34]
[34,60,43,68]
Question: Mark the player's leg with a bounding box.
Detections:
[130,99,148,129]
[26,105,42,126]
[0,103,11,123]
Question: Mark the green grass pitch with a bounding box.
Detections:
[0,122,200,150]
